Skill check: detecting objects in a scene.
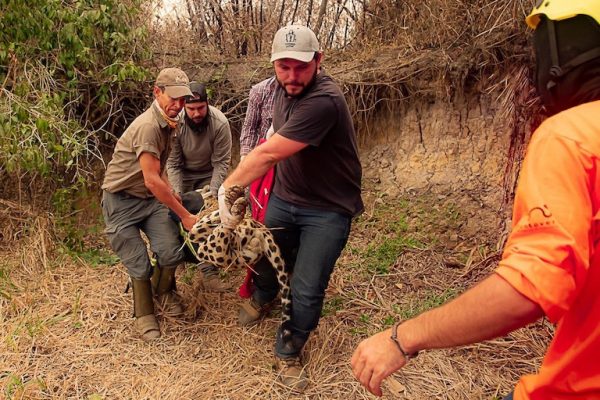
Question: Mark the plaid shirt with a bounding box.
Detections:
[239,76,277,156]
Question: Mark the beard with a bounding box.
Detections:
[277,68,319,98]
[184,110,209,132]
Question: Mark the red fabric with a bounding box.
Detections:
[238,138,275,298]
[248,164,275,223]
[238,270,254,298]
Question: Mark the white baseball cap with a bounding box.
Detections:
[270,25,320,63]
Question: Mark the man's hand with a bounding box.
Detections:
[181,213,199,231]
[201,184,211,196]
[351,328,407,397]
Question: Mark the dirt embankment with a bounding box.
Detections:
[361,79,539,239]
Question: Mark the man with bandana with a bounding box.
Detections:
[219,25,363,390]
[101,68,197,342]
[167,82,232,292]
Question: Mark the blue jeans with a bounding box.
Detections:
[503,393,513,400]
[252,194,352,358]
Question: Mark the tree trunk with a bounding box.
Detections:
[278,0,286,26]
[328,0,347,47]
[291,0,300,24]
[314,0,328,36]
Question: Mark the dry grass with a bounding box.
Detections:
[0,180,551,400]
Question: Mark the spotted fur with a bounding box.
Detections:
[187,185,292,324]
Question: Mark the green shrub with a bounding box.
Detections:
[0,0,150,206]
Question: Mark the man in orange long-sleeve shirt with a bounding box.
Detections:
[351,1,600,399]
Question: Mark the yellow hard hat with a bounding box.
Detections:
[526,0,600,29]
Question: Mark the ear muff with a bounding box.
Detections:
[532,14,600,114]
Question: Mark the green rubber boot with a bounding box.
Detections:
[132,278,160,341]
[152,265,184,317]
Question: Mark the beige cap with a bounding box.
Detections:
[270,25,320,63]
[155,68,193,98]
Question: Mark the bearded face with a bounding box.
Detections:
[274,56,321,98]
[184,101,209,130]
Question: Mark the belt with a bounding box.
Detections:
[109,190,145,200]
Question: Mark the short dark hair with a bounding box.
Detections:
[187,82,208,103]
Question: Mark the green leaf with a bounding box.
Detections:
[35,118,50,132]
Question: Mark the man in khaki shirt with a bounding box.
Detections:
[102,67,198,341]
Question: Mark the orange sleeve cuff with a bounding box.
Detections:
[495,261,576,323]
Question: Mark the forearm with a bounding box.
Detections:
[224,134,307,188]
[167,147,184,194]
[167,166,183,195]
[398,273,543,354]
[224,148,277,188]
[145,175,190,220]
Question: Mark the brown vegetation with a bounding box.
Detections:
[150,0,541,209]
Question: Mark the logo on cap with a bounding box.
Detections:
[285,30,297,48]
[174,73,187,84]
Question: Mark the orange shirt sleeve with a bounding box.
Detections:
[496,120,594,323]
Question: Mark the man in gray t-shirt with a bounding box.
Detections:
[218,25,363,391]
[167,82,232,292]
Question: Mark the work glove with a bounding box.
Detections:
[195,184,212,198]
[218,184,238,229]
